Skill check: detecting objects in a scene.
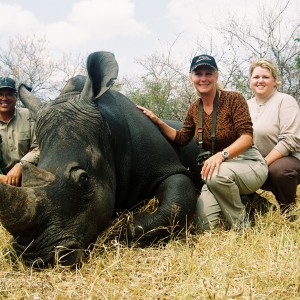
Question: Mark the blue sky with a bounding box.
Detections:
[0,0,299,77]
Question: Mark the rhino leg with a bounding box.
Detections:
[127,174,196,246]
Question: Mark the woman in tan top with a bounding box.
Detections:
[248,59,300,211]
[137,54,268,231]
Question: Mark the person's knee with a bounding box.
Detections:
[193,194,221,230]
[206,174,233,192]
[269,167,297,184]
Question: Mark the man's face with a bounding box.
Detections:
[0,88,17,115]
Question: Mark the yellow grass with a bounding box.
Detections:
[0,187,299,299]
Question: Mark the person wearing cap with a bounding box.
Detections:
[137,54,268,231]
[0,76,39,186]
[248,58,300,211]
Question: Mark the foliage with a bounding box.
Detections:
[215,0,300,101]
[0,34,86,101]
[0,34,56,100]
[121,50,195,121]
[296,38,300,69]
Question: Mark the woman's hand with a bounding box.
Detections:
[201,134,253,181]
[136,105,177,141]
[201,152,224,181]
[136,105,161,125]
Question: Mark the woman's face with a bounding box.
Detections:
[189,66,218,95]
[250,66,277,100]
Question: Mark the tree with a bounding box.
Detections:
[0,34,57,99]
[216,0,300,101]
[121,0,299,113]
[296,38,300,69]
[0,34,85,101]
[121,41,195,121]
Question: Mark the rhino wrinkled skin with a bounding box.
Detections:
[0,51,202,268]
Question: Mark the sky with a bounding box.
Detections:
[0,0,299,77]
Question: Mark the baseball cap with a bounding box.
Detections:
[0,77,17,91]
[190,55,218,72]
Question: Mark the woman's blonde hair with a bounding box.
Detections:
[249,58,282,87]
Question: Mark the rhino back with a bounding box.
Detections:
[98,90,193,208]
[165,120,202,192]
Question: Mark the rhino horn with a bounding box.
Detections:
[21,162,56,188]
[0,184,39,235]
[79,51,118,105]
[60,75,86,95]
[18,84,44,118]
[0,164,55,235]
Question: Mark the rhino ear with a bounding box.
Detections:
[18,84,44,119]
[60,75,86,95]
[80,51,118,103]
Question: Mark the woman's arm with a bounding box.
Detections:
[265,148,283,166]
[201,134,253,181]
[220,134,253,160]
[136,105,177,141]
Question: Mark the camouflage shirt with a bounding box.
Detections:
[174,90,253,152]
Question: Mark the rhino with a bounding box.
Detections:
[0,51,201,268]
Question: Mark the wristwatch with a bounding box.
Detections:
[221,150,229,160]
[19,160,25,166]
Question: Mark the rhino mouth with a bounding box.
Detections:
[53,244,89,267]
[0,164,92,268]
[9,238,88,268]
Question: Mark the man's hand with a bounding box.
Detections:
[5,163,23,186]
[0,174,7,183]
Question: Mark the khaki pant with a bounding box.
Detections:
[194,148,268,230]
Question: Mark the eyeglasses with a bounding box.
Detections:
[0,91,17,100]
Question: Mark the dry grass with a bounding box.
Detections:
[0,187,299,299]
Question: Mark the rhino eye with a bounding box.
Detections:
[79,172,88,182]
[71,169,90,189]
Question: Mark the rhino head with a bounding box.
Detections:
[0,52,118,267]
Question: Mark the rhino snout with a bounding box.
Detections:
[54,244,87,268]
